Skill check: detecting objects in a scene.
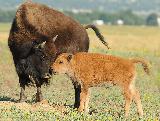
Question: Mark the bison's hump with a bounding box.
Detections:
[15,2,78,37]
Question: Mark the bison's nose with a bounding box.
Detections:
[42,73,51,79]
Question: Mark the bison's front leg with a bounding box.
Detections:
[19,84,27,102]
[36,83,43,102]
[74,85,81,108]
[19,76,27,102]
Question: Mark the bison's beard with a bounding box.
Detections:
[26,59,51,86]
[15,58,51,87]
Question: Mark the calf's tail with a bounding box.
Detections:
[131,58,150,75]
[85,24,110,49]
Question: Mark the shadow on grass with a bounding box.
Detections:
[63,104,74,108]
[0,96,17,102]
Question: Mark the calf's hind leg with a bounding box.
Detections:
[132,88,143,117]
[123,87,133,117]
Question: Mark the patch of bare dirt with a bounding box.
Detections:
[0,100,66,113]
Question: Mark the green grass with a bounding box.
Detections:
[0,23,160,120]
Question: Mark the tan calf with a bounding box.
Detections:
[51,52,150,117]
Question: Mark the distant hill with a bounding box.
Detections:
[0,0,160,15]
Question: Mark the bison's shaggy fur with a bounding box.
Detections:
[51,52,150,117]
[8,1,109,104]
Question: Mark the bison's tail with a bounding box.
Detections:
[131,58,150,75]
[85,24,110,49]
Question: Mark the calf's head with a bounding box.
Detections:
[51,53,73,75]
[31,36,58,79]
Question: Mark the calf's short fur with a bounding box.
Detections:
[51,52,150,117]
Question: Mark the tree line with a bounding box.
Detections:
[0,9,159,26]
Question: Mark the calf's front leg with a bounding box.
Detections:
[78,88,89,113]
[84,89,90,113]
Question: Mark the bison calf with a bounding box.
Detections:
[51,52,150,117]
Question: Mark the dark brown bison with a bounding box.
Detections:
[8,1,109,108]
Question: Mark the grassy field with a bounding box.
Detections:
[0,23,160,120]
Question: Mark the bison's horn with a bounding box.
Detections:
[40,41,46,48]
[53,35,58,42]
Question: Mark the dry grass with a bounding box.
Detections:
[0,23,10,41]
[87,25,160,54]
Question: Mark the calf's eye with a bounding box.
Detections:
[59,61,63,64]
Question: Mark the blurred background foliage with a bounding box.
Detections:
[0,0,159,26]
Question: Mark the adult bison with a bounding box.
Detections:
[8,1,109,108]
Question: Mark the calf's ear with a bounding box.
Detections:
[67,54,73,62]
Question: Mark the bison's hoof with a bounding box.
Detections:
[35,93,43,102]
[18,97,27,103]
[36,98,43,102]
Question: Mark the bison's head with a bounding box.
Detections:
[30,35,58,79]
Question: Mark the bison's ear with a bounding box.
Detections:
[52,35,58,43]
[67,54,73,62]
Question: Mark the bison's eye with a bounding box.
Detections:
[41,56,45,59]
[41,55,46,61]
[59,61,63,64]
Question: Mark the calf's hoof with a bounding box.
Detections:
[78,107,84,112]
[138,111,143,118]
[84,108,89,114]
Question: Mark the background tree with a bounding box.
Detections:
[146,13,158,26]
